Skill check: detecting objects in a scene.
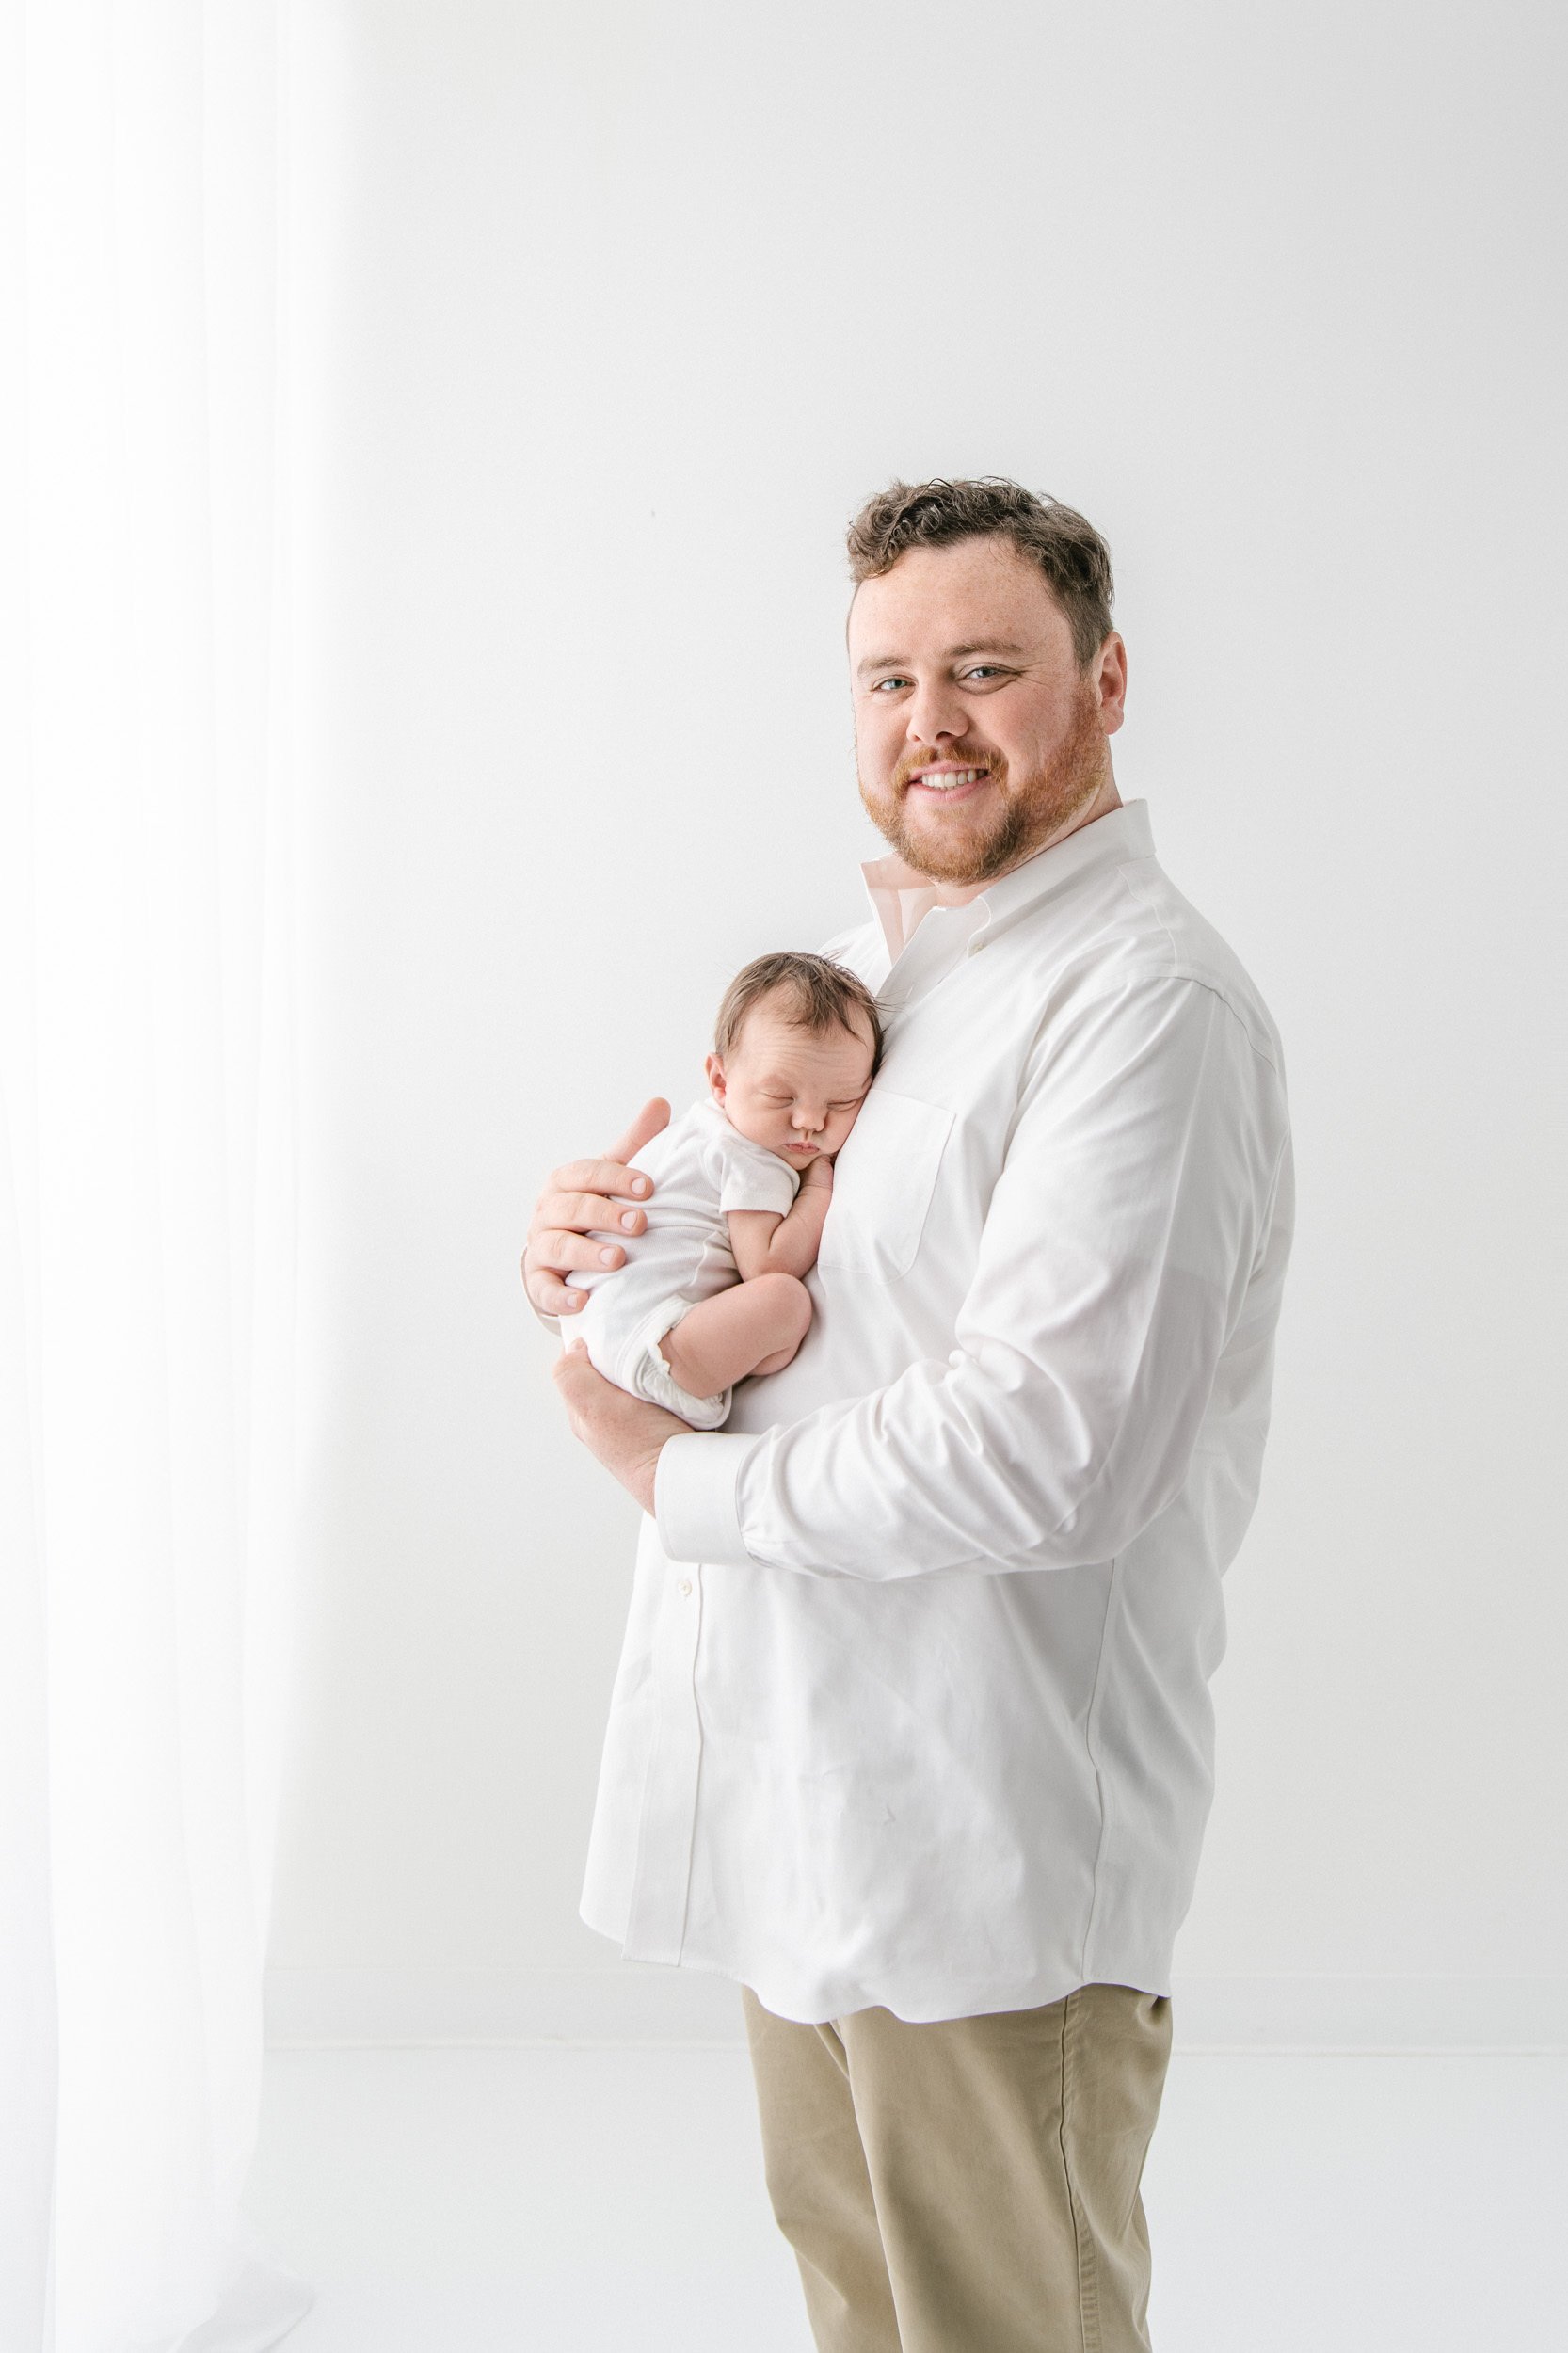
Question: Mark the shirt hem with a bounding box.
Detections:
[578,1897,1172,2025]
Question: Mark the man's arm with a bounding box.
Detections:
[655,976,1292,1580]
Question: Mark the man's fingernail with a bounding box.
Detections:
[600,1246,618,1265]
[564,1290,583,1305]
[620,1211,638,1230]
[632,1177,650,1195]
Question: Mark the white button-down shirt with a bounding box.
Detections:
[579,801,1294,2024]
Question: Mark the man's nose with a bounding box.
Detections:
[907,675,968,745]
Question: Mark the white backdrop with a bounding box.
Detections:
[264,0,1566,2051]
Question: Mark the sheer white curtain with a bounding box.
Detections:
[2,5,314,2346]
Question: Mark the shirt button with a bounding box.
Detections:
[678,1577,693,1597]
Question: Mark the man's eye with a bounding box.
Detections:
[870,676,910,693]
[962,665,1007,681]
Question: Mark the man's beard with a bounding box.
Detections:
[858,682,1109,887]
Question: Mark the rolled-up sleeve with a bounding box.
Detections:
[656,972,1290,1580]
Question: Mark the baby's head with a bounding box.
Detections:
[707,953,884,1170]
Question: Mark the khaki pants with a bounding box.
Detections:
[740,1980,1172,2353]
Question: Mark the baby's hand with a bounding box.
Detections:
[801,1155,835,1193]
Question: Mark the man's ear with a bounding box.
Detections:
[1095,632,1128,736]
[705,1052,728,1103]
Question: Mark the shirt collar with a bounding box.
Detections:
[860,799,1157,966]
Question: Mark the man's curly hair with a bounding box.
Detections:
[846,477,1114,670]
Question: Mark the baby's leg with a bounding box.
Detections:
[661,1273,812,1399]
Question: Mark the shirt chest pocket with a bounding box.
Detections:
[817,1088,955,1278]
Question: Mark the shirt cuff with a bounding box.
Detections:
[654,1430,762,1566]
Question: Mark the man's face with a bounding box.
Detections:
[848,536,1127,888]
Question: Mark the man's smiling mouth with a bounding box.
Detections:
[906,764,990,798]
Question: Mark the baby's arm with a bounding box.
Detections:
[727,1159,834,1282]
[660,1161,830,1398]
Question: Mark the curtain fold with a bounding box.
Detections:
[2,6,312,2346]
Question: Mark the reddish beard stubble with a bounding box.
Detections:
[858,679,1110,887]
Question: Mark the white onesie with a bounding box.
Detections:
[568,1096,801,1428]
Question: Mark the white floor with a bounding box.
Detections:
[245,2044,1567,2352]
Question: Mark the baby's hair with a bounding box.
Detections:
[715,952,885,1079]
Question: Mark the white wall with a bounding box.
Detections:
[267,0,1567,2047]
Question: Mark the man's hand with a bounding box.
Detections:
[523,1097,671,1317]
[552,1341,690,1513]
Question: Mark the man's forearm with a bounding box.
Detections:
[661,983,1291,1582]
[553,1343,688,1514]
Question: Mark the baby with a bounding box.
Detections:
[568,951,884,1428]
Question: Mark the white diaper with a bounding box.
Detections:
[607,1291,732,1431]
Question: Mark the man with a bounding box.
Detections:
[524,478,1293,2352]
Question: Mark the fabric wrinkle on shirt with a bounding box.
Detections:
[578,800,1295,2026]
